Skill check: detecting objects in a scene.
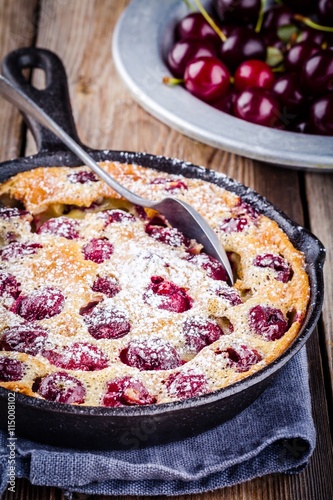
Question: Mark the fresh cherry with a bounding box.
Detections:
[214,0,261,26]
[211,88,238,114]
[285,41,321,72]
[301,50,333,95]
[262,5,293,34]
[318,0,333,24]
[234,60,275,91]
[308,93,333,136]
[273,73,306,113]
[176,12,221,46]
[184,56,230,102]
[234,88,281,127]
[167,39,217,78]
[219,27,266,71]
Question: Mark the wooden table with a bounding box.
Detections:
[1,1,333,499]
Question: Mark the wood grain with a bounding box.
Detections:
[1,1,333,499]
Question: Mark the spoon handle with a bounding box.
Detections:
[0,75,152,208]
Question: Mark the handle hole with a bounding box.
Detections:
[31,68,47,90]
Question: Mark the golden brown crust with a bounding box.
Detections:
[0,162,310,406]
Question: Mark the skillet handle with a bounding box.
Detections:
[1,47,83,153]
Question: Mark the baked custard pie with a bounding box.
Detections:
[0,162,310,406]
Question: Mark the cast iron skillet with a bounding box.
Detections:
[0,48,326,450]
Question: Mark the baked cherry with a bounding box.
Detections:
[220,216,249,233]
[176,12,221,46]
[219,27,266,71]
[234,200,260,220]
[37,371,86,404]
[0,272,21,299]
[285,42,321,72]
[234,60,275,91]
[81,302,131,339]
[91,276,121,298]
[82,238,114,264]
[145,223,189,247]
[37,217,79,240]
[99,209,135,225]
[67,170,99,184]
[234,88,281,127]
[0,207,29,219]
[150,177,188,191]
[0,242,43,261]
[301,50,333,95]
[308,93,333,136]
[1,324,48,356]
[102,376,156,407]
[165,370,207,399]
[225,345,262,372]
[214,0,261,26]
[10,287,65,321]
[273,73,306,113]
[214,283,242,305]
[143,276,193,313]
[120,337,183,371]
[0,357,24,382]
[184,56,230,103]
[185,253,228,281]
[183,316,223,352]
[167,39,217,78]
[249,305,288,341]
[253,253,292,282]
[43,342,109,371]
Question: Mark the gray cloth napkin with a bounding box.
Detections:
[0,347,315,497]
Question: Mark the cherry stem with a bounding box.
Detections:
[163,76,184,86]
[182,0,195,11]
[294,14,333,33]
[255,0,266,33]
[192,0,227,42]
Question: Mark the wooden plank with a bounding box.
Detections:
[2,0,332,499]
[0,0,38,162]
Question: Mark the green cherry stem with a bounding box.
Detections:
[294,14,333,33]
[192,0,227,42]
[163,76,184,86]
[182,0,196,11]
[255,0,266,33]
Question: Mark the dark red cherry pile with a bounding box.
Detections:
[165,0,333,135]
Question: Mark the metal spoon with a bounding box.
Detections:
[0,75,233,284]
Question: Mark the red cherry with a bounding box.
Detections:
[0,207,30,219]
[143,276,193,313]
[249,305,288,341]
[308,93,333,136]
[234,88,281,127]
[165,371,207,399]
[149,177,188,191]
[176,12,221,46]
[185,253,228,281]
[67,171,99,184]
[220,216,249,233]
[0,242,43,261]
[167,39,217,78]
[1,324,48,356]
[145,223,189,247]
[234,60,275,91]
[102,376,156,407]
[98,209,136,226]
[183,316,223,352]
[253,254,292,282]
[37,217,79,240]
[37,371,86,404]
[0,272,21,299]
[43,342,109,371]
[285,42,321,73]
[120,337,183,371]
[184,56,230,103]
[91,276,121,298]
[82,238,114,264]
[214,283,242,306]
[10,287,65,321]
[80,302,131,339]
[0,357,24,382]
[225,345,262,372]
